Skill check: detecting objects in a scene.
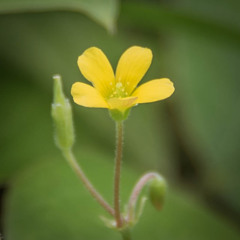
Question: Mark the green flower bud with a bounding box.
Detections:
[149,175,166,210]
[51,75,74,150]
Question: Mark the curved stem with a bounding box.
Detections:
[127,172,158,222]
[114,121,124,228]
[63,149,115,217]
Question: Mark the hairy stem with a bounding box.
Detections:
[114,121,124,228]
[121,228,132,240]
[63,149,115,217]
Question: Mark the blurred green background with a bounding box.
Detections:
[0,0,240,239]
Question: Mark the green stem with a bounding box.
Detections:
[121,228,132,240]
[114,121,124,228]
[63,149,115,217]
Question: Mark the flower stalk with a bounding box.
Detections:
[120,228,132,240]
[114,121,124,228]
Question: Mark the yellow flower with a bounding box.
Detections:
[71,46,174,120]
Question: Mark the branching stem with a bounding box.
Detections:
[63,149,115,217]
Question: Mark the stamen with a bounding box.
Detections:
[116,82,123,88]
[109,82,129,99]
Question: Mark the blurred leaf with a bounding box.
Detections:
[0,0,119,32]
[164,29,240,213]
[0,75,56,183]
[120,1,240,43]
[4,151,240,240]
[171,0,240,30]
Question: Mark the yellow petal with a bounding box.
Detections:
[77,47,115,97]
[71,82,109,108]
[132,78,174,104]
[115,46,152,94]
[107,97,138,111]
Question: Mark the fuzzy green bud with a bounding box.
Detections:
[149,175,166,210]
[51,75,74,150]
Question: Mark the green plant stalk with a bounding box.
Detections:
[114,121,124,228]
[121,228,132,240]
[63,149,115,217]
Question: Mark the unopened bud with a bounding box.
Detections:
[51,75,74,150]
[149,175,166,210]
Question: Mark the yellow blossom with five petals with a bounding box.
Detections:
[71,46,175,120]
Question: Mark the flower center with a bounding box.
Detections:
[109,82,128,98]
